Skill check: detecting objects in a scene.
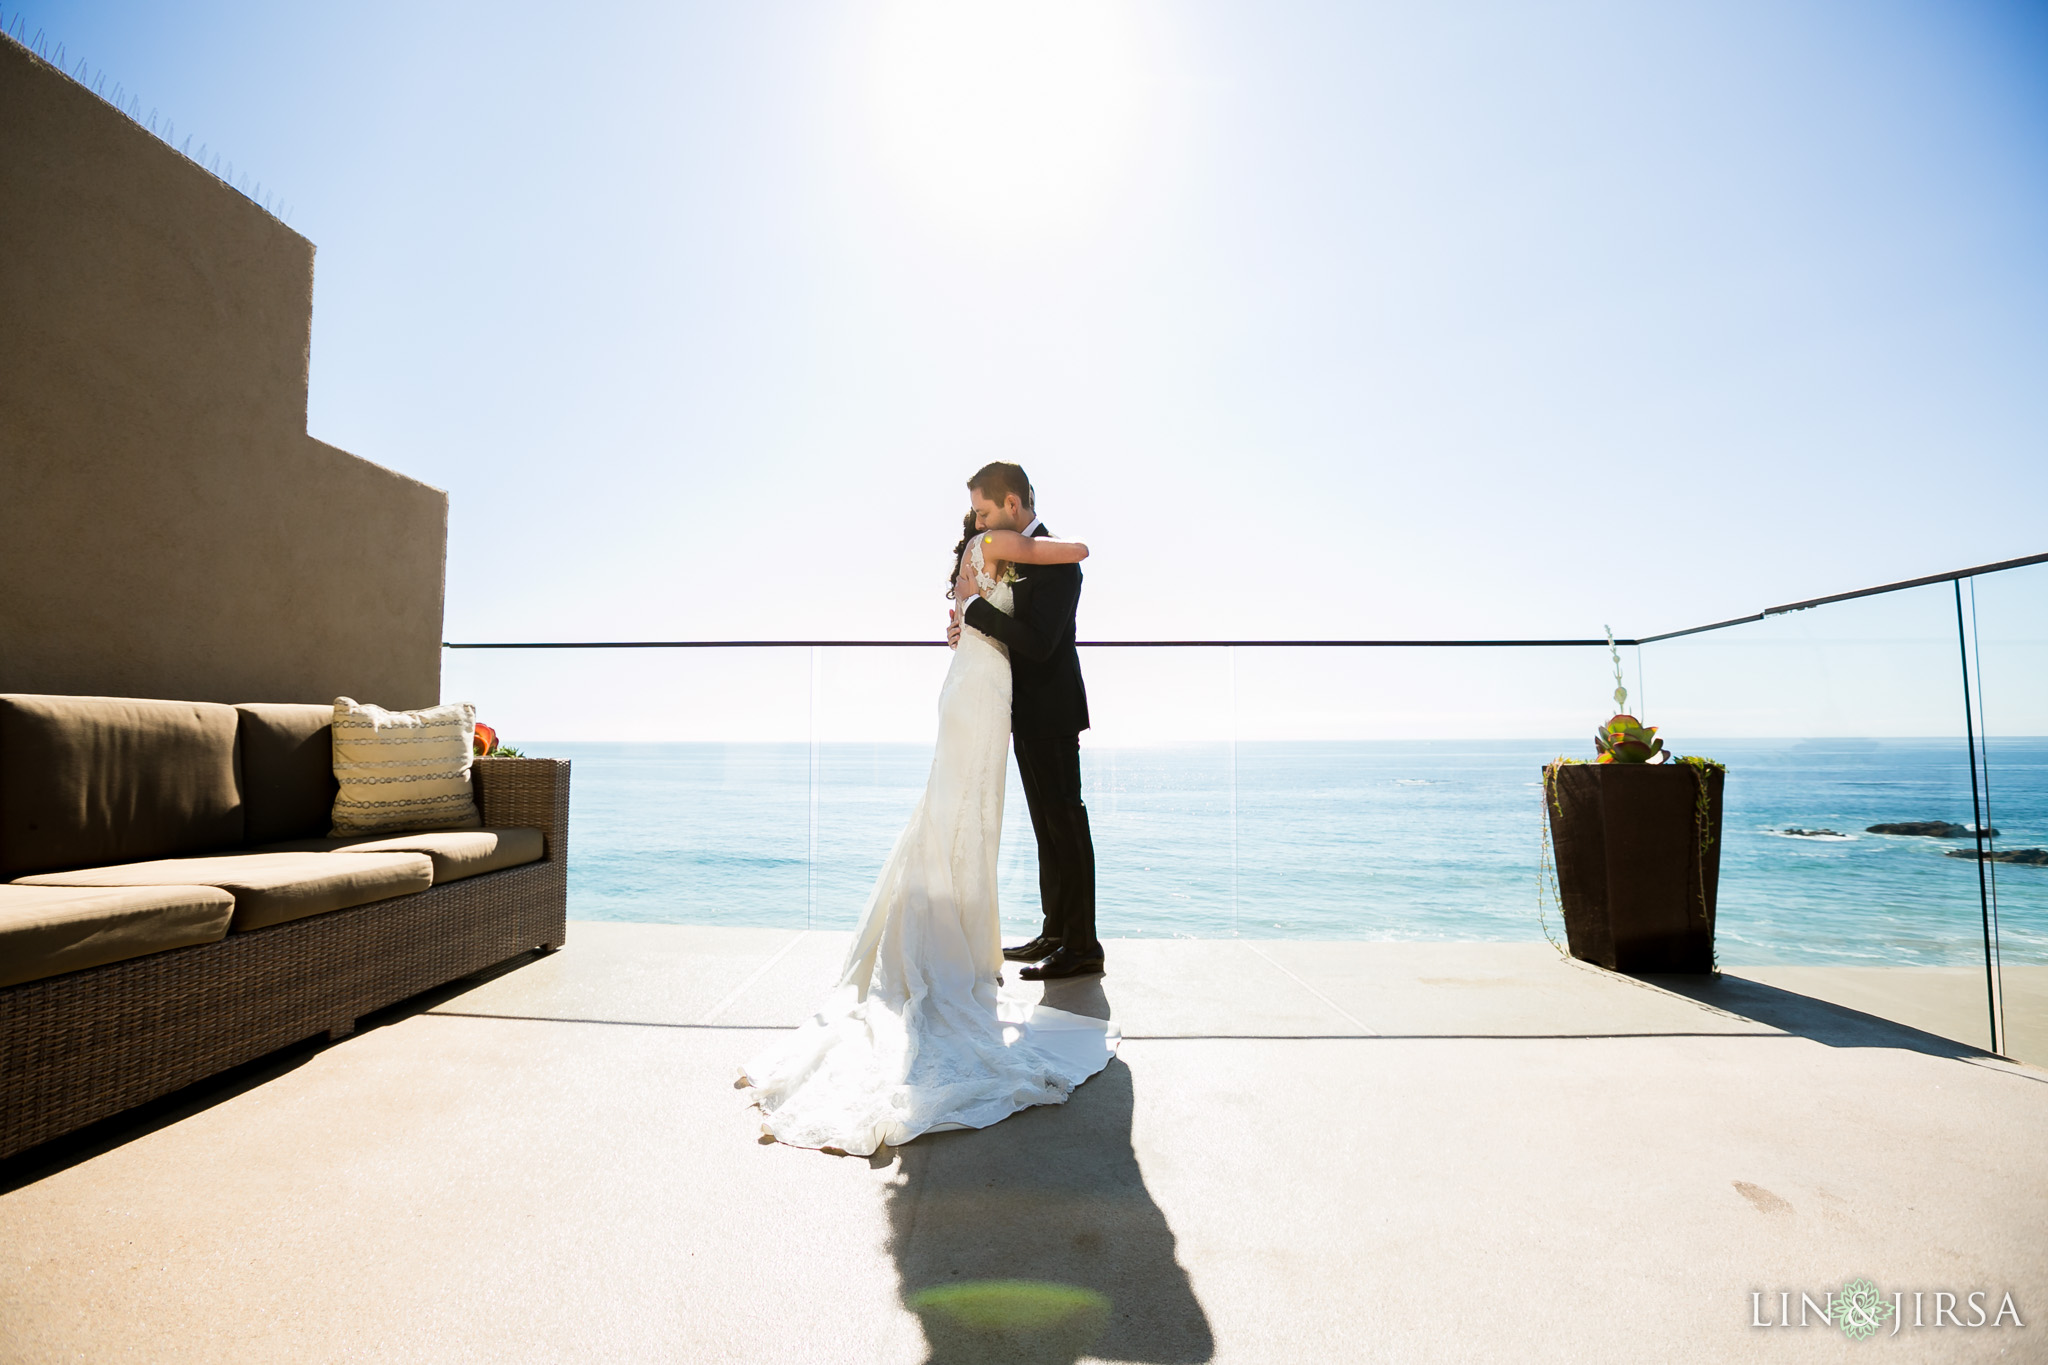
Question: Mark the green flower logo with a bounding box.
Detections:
[1832,1278,1895,1340]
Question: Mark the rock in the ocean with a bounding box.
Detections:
[1782,828,1844,838]
[1944,847,2048,866]
[1865,821,1999,837]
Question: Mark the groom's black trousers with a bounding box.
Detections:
[1013,731,1100,958]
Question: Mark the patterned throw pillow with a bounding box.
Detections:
[329,697,483,835]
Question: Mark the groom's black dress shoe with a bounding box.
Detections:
[1018,948,1106,980]
[1002,936,1056,963]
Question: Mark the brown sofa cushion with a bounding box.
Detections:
[0,695,243,878]
[16,850,433,932]
[235,703,338,843]
[253,827,544,883]
[0,883,235,988]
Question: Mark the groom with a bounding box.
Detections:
[948,461,1104,980]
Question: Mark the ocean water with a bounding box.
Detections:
[542,738,2048,967]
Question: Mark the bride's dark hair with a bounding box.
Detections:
[946,512,977,598]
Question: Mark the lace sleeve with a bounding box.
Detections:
[968,536,999,596]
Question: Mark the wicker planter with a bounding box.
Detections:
[1546,761,1724,973]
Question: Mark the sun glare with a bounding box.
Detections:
[866,1,1149,241]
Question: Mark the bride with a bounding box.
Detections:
[740,514,1119,1155]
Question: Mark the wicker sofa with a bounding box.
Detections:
[0,693,568,1161]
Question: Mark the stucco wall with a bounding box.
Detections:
[0,36,447,709]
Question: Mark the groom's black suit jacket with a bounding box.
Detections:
[962,523,1090,737]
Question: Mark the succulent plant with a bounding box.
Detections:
[471,722,525,758]
[1595,713,1665,763]
[1605,624,1628,713]
[1594,626,1665,761]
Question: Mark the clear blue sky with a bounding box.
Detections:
[13,1,2047,739]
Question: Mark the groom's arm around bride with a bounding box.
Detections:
[960,548,1088,734]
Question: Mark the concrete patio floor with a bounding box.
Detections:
[3,923,2044,1363]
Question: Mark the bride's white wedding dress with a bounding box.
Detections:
[740,537,1118,1155]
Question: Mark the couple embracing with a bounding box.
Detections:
[741,462,1115,1155]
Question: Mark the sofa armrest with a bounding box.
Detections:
[472,757,571,863]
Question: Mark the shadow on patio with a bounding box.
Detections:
[888,979,1213,1364]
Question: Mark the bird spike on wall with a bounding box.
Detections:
[0,6,292,226]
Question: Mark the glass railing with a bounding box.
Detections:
[1958,559,2047,1064]
[441,553,2045,1064]
[1640,580,2002,1055]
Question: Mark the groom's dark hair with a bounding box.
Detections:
[968,462,1034,513]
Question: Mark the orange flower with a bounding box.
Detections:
[473,722,498,757]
